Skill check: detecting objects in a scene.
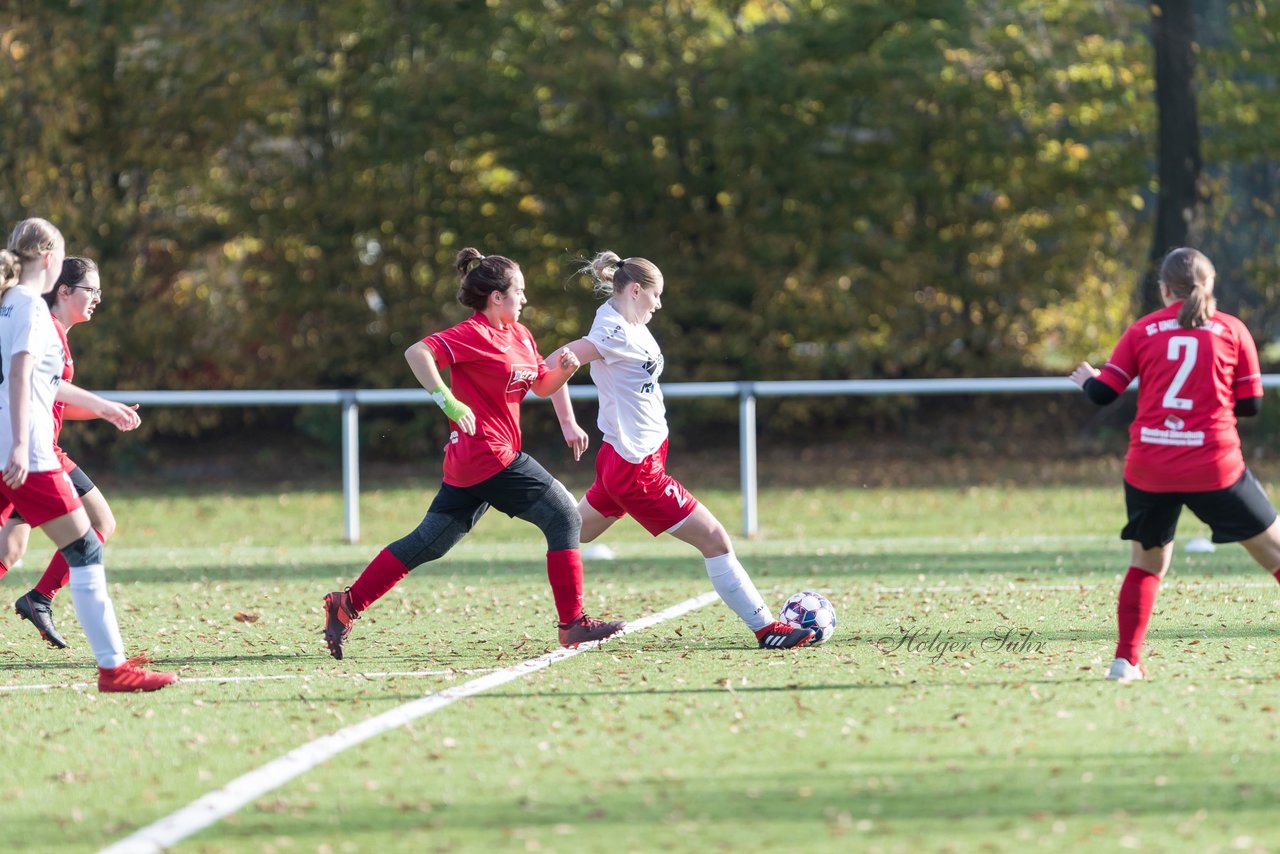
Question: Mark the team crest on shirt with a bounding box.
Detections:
[506,364,539,393]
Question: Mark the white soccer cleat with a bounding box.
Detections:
[1106,657,1145,682]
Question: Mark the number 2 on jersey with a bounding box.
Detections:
[1163,335,1198,411]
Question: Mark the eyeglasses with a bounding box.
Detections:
[66,285,101,298]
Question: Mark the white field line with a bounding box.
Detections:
[0,668,500,694]
[97,590,721,854]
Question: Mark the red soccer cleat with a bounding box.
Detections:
[558,613,625,648]
[755,621,816,649]
[98,654,178,693]
[323,589,359,660]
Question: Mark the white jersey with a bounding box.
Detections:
[0,286,66,472]
[586,300,668,463]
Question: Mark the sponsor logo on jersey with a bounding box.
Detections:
[1140,426,1205,446]
[643,352,664,378]
[1164,415,1185,430]
[506,364,539,393]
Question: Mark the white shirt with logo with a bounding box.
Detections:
[0,287,66,472]
[587,300,668,463]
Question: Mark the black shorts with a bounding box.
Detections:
[1122,469,1278,549]
[426,453,558,528]
[10,466,97,524]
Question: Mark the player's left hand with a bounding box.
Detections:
[102,401,142,431]
[1069,361,1099,389]
[561,421,589,461]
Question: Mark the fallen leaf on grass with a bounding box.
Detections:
[234,612,260,623]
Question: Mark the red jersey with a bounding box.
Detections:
[50,317,75,473]
[1096,302,1262,492]
[424,313,549,487]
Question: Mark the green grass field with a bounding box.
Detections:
[3,480,1279,853]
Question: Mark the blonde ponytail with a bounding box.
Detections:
[579,251,662,297]
[0,250,22,301]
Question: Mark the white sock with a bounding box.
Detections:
[705,552,772,631]
[69,564,126,669]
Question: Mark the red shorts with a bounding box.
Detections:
[0,470,82,528]
[584,439,698,536]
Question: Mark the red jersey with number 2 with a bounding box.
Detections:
[1096,302,1262,492]
[424,313,548,487]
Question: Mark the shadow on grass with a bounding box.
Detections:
[0,549,1149,586]
[108,755,1279,844]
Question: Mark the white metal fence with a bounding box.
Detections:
[100,375,1280,543]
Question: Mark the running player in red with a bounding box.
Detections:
[1071,247,1280,682]
[0,219,173,691]
[3,257,134,648]
[322,248,626,659]
[549,251,815,649]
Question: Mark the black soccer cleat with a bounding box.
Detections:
[15,591,68,649]
[755,621,815,649]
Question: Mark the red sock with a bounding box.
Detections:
[546,549,584,625]
[1273,567,1280,585]
[0,559,7,583]
[1115,566,1161,665]
[36,528,105,600]
[348,548,410,613]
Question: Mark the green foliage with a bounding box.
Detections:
[1,1,1276,449]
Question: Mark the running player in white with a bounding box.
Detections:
[550,251,814,649]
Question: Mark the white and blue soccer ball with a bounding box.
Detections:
[780,591,837,644]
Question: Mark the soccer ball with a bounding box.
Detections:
[780,591,837,644]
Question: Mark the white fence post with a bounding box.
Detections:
[739,384,758,539]
[341,392,360,544]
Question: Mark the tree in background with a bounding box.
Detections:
[1139,0,1205,315]
[1,0,1275,458]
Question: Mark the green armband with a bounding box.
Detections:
[430,385,472,422]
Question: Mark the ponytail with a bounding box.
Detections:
[1177,285,1215,330]
[578,250,662,298]
[0,250,21,302]
[1159,247,1217,329]
[580,250,624,297]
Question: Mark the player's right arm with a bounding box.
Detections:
[4,351,33,488]
[404,341,476,436]
[1073,325,1139,406]
[561,338,602,365]
[1070,361,1121,406]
